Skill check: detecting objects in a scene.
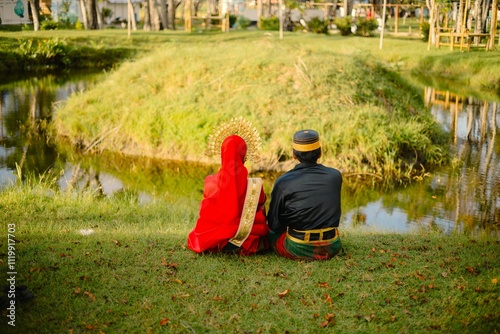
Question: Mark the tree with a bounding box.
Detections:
[167,0,175,30]
[28,0,41,31]
[89,0,99,29]
[79,0,89,29]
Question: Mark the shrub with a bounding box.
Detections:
[308,17,329,34]
[260,16,280,31]
[235,15,251,29]
[229,14,237,28]
[420,21,430,42]
[41,20,59,30]
[354,17,378,37]
[102,7,113,22]
[18,38,73,67]
[75,19,84,30]
[334,16,352,36]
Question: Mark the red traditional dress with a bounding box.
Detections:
[187,135,269,255]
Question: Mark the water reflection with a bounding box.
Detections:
[0,76,498,235]
[0,73,102,187]
[426,88,499,229]
[342,88,499,235]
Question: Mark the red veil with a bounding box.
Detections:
[187,135,268,255]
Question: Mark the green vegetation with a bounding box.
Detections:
[307,17,330,34]
[0,179,498,333]
[260,16,280,31]
[334,16,353,36]
[354,17,379,37]
[1,30,499,183]
[48,31,453,182]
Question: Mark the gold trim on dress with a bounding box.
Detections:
[228,178,262,247]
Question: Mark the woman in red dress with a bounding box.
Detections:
[187,120,269,255]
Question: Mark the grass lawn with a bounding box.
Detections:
[1,29,499,333]
[0,182,498,333]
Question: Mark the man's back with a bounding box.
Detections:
[268,162,342,234]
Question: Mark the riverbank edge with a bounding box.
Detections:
[0,182,498,333]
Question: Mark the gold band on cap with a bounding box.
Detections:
[293,141,320,152]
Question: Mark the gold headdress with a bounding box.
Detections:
[205,117,262,162]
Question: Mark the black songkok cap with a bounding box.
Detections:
[293,130,320,152]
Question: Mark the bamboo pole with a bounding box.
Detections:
[379,0,387,49]
[279,0,283,39]
[394,5,399,33]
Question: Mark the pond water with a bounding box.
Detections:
[1,74,499,236]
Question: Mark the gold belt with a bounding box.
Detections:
[287,227,338,243]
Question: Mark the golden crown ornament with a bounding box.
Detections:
[205,117,262,162]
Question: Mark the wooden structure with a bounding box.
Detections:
[352,3,427,34]
[184,0,229,32]
[435,0,498,51]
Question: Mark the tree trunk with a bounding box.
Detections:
[184,0,192,31]
[143,0,152,30]
[457,0,464,33]
[159,0,168,29]
[150,0,162,30]
[257,0,262,28]
[90,0,99,29]
[28,0,40,31]
[167,0,175,29]
[96,0,103,29]
[128,0,137,30]
[480,0,491,32]
[490,0,498,49]
[426,0,437,48]
[79,0,89,29]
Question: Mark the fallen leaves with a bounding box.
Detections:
[324,294,332,305]
[319,313,335,328]
[278,289,289,298]
[364,314,376,322]
[159,318,169,326]
[491,278,498,284]
[84,291,96,301]
[161,259,178,269]
[74,288,96,302]
[414,271,426,280]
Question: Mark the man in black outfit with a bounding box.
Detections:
[267,129,342,260]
